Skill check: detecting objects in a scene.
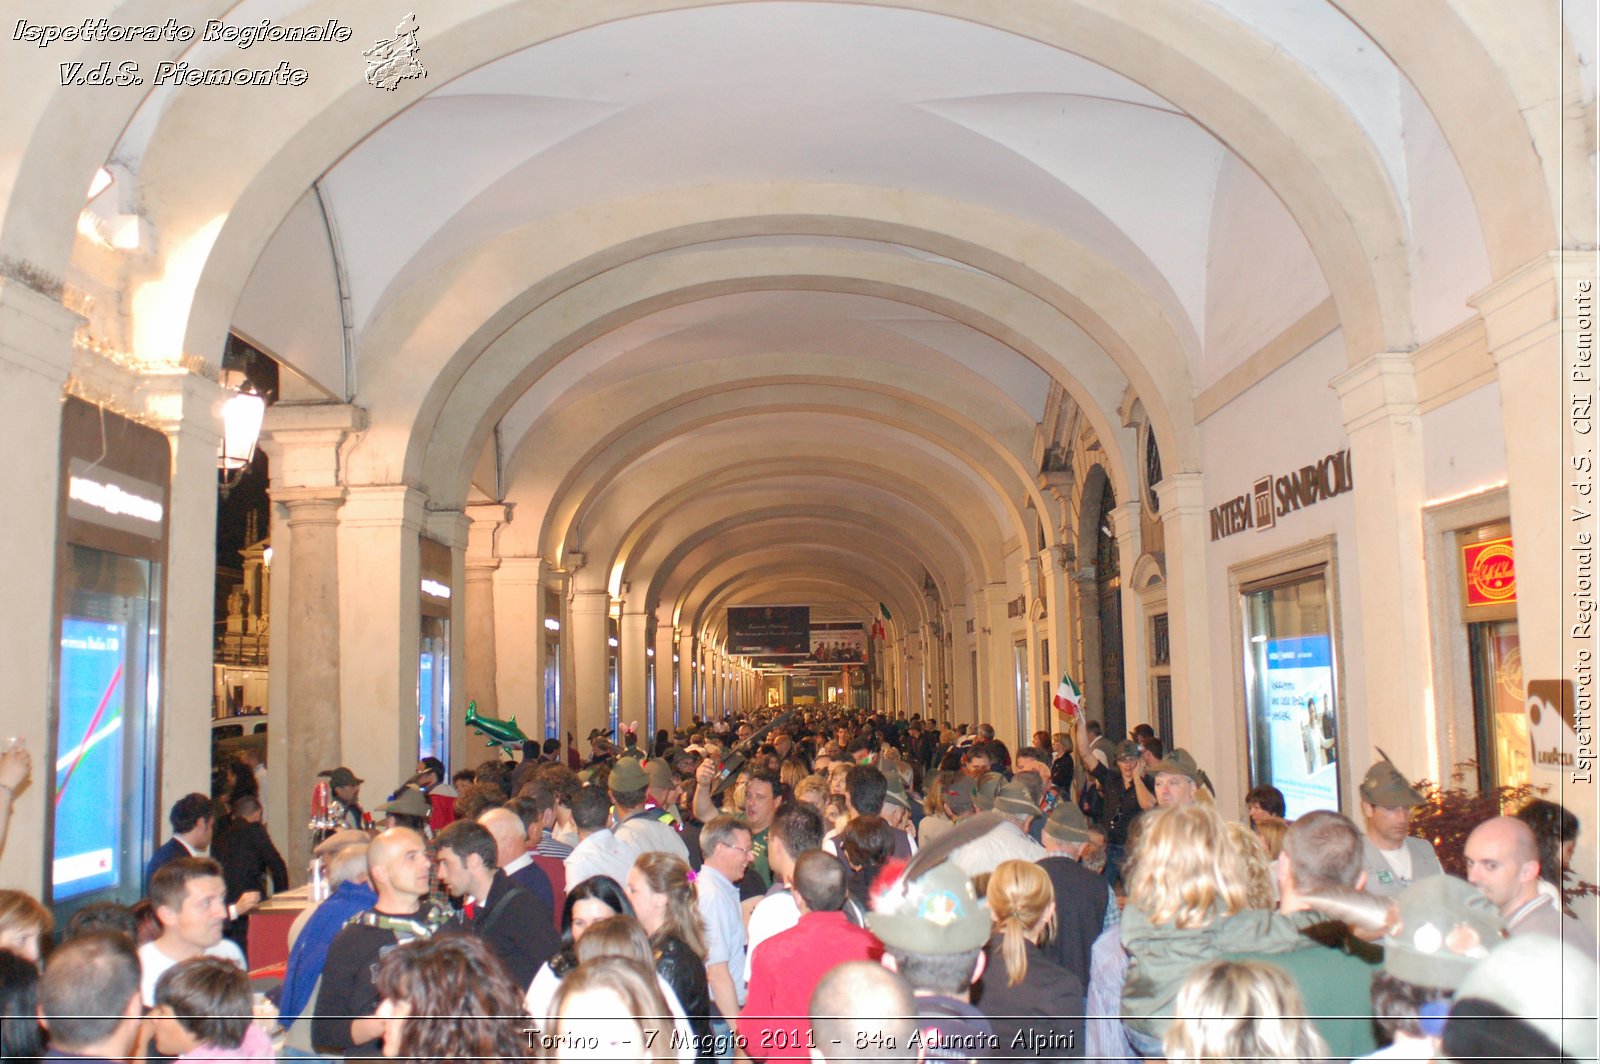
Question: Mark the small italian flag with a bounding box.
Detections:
[1053,673,1082,717]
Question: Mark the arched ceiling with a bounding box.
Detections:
[15,0,1583,647]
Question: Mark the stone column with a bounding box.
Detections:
[0,279,78,892]
[621,608,650,728]
[462,504,507,768]
[1019,556,1043,740]
[1330,355,1434,785]
[337,486,425,804]
[1156,475,1218,787]
[570,588,611,743]
[1038,550,1076,734]
[655,619,677,725]
[678,632,696,722]
[261,401,363,880]
[950,606,977,726]
[982,584,1013,731]
[493,557,548,741]
[145,369,228,830]
[426,508,470,768]
[1109,500,1148,732]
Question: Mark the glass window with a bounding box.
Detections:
[418,616,450,762]
[1242,569,1341,820]
[1470,619,1526,792]
[1013,640,1030,740]
[52,546,160,909]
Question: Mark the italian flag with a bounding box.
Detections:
[1053,673,1082,717]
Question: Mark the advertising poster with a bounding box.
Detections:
[809,624,866,663]
[418,651,437,758]
[727,605,810,655]
[53,617,127,901]
[1263,634,1340,820]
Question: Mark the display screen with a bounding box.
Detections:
[1262,634,1340,819]
[53,617,127,900]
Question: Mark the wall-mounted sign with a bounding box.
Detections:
[728,605,810,655]
[66,458,165,539]
[1526,679,1588,778]
[1462,536,1516,607]
[1210,449,1354,541]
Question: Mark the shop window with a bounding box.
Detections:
[1013,640,1031,740]
[1241,565,1342,820]
[1095,479,1126,738]
[1457,521,1522,794]
[418,615,450,762]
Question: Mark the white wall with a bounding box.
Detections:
[1421,382,1508,502]
[1196,329,1364,817]
[233,190,346,398]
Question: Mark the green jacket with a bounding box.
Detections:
[1120,901,1315,1040]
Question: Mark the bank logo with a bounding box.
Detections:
[364,13,425,91]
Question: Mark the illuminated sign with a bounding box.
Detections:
[66,459,165,538]
[1462,536,1516,607]
[420,579,451,600]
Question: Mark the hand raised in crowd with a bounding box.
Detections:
[0,740,31,793]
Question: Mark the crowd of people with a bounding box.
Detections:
[0,706,1595,1062]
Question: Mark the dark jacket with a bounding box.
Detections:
[656,934,714,1062]
[214,818,290,946]
[973,935,1085,1060]
[312,902,448,1055]
[506,857,555,910]
[145,836,191,889]
[448,869,559,988]
[1036,854,1109,989]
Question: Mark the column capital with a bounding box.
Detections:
[493,555,548,586]
[570,588,613,615]
[1470,251,1596,363]
[1155,472,1206,521]
[260,401,366,490]
[0,276,82,385]
[1330,352,1419,432]
[339,484,427,531]
[275,486,346,524]
[136,365,228,446]
[1108,500,1141,545]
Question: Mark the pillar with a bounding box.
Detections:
[951,604,977,726]
[621,608,650,728]
[1038,551,1075,735]
[1019,556,1043,741]
[571,588,611,742]
[426,508,470,768]
[655,617,677,727]
[337,486,425,803]
[1472,252,1598,923]
[142,370,228,841]
[679,631,695,723]
[462,504,507,768]
[0,279,77,893]
[980,583,1012,730]
[261,401,363,881]
[1109,500,1148,732]
[495,557,548,749]
[1156,475,1219,790]
[1330,355,1434,786]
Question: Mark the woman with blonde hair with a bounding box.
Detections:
[826,761,851,797]
[1224,821,1278,909]
[573,915,699,1063]
[792,774,829,813]
[1119,803,1315,1055]
[546,955,676,1064]
[918,771,957,848]
[625,853,713,1060]
[0,890,51,963]
[1162,959,1329,1062]
[1253,815,1288,861]
[971,861,1083,1062]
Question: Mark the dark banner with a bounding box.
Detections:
[728,605,810,655]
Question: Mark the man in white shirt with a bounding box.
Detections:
[1357,752,1442,897]
[138,857,246,1005]
[697,815,754,1026]
[565,782,640,889]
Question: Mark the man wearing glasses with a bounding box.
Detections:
[698,814,756,1061]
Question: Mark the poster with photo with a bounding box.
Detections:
[53,618,127,900]
[1263,634,1340,820]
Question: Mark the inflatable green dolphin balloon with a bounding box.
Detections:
[465,700,529,749]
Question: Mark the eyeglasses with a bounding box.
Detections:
[722,843,752,856]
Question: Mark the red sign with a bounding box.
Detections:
[1462,536,1516,607]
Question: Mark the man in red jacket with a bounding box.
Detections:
[739,852,882,1061]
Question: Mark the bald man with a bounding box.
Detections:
[478,806,554,907]
[809,960,921,1064]
[309,828,450,1056]
[1464,816,1597,953]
